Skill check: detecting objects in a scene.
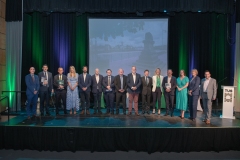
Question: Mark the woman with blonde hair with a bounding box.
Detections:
[152,68,164,115]
[176,70,189,119]
[188,69,200,121]
[66,66,79,114]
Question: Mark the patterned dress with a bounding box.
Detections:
[66,73,79,111]
[176,76,189,111]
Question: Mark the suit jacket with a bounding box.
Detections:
[78,73,92,92]
[38,71,53,92]
[162,76,177,95]
[152,75,164,92]
[53,74,68,91]
[25,74,40,95]
[127,73,142,94]
[200,78,217,99]
[114,75,127,93]
[141,76,152,95]
[102,75,115,93]
[188,76,201,96]
[91,74,103,93]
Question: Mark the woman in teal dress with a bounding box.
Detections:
[176,70,189,119]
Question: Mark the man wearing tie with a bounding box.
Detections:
[91,68,103,114]
[25,67,40,119]
[162,69,177,117]
[127,66,142,116]
[102,69,115,114]
[53,67,68,115]
[114,68,127,115]
[200,70,217,124]
[79,66,92,115]
[141,70,152,114]
[38,64,53,116]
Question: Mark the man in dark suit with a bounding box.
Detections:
[79,66,92,115]
[91,68,103,114]
[114,68,127,115]
[141,69,152,114]
[127,66,142,116]
[25,67,40,119]
[53,67,68,115]
[162,69,177,117]
[38,64,53,116]
[102,69,115,114]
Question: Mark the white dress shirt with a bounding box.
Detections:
[203,77,211,92]
[95,74,99,83]
[83,73,86,82]
[167,76,171,83]
[132,73,136,84]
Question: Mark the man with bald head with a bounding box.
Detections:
[114,68,127,115]
[91,68,103,114]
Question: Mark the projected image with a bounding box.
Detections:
[89,18,168,77]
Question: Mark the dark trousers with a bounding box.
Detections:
[55,90,67,114]
[104,91,115,112]
[26,93,38,117]
[116,92,126,112]
[142,93,151,112]
[164,92,174,113]
[189,95,199,119]
[39,90,50,114]
[93,90,102,112]
[80,91,90,111]
[152,87,162,109]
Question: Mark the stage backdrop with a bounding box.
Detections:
[22,12,235,103]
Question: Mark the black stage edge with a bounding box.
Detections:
[1,126,240,153]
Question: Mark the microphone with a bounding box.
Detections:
[215,77,227,106]
[216,77,227,88]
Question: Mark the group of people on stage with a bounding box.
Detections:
[25,64,217,124]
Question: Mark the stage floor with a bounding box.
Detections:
[1,109,240,128]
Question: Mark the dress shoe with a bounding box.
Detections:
[41,113,44,116]
[46,112,51,116]
[127,112,132,116]
[64,111,67,115]
[205,120,210,124]
[86,110,90,115]
[164,113,169,116]
[98,110,102,114]
[135,112,140,116]
[147,111,150,114]
[56,113,59,116]
[158,109,161,115]
[142,111,145,114]
[152,109,155,114]
[80,110,85,115]
[123,112,126,115]
[93,112,97,115]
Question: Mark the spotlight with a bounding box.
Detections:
[164,10,167,13]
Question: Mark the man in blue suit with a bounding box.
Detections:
[79,66,92,115]
[25,67,40,119]
[127,66,141,116]
[102,69,115,114]
[38,64,53,116]
[91,68,103,114]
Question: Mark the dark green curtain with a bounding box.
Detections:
[22,12,234,102]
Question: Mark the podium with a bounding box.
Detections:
[220,86,237,119]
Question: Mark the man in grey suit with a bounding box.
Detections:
[38,64,54,116]
[91,68,103,114]
[200,70,217,124]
